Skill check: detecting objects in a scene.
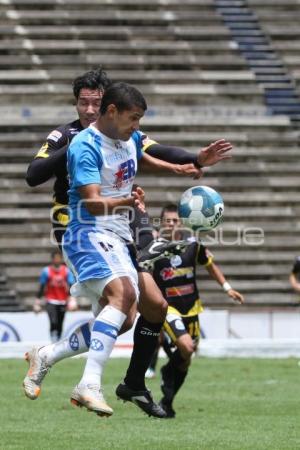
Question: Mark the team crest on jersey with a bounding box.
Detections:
[170,255,182,267]
[47,130,62,142]
[113,159,136,189]
[160,266,194,281]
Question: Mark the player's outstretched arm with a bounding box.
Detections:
[205,261,244,304]
[26,136,68,187]
[197,139,233,167]
[139,151,201,177]
[78,184,145,215]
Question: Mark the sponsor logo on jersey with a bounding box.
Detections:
[170,255,182,267]
[160,266,194,281]
[113,159,136,189]
[166,284,195,297]
[47,130,62,142]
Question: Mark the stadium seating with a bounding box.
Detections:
[0,0,299,310]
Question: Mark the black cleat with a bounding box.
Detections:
[159,399,176,419]
[116,383,167,418]
[138,238,189,270]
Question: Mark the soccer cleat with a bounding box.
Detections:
[159,399,176,419]
[71,384,113,417]
[138,238,189,270]
[23,347,51,400]
[116,383,167,418]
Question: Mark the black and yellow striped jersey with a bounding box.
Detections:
[152,239,213,316]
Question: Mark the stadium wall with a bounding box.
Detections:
[1,310,300,358]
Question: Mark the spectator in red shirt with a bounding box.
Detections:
[35,251,75,341]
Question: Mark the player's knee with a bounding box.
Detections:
[178,342,194,360]
[120,304,137,333]
[139,296,167,323]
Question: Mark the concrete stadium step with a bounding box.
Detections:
[0,39,243,54]
[0,0,215,7]
[0,249,295,267]
[14,279,292,297]
[0,113,289,129]
[0,178,52,193]
[147,206,296,220]
[2,145,299,163]
[0,69,257,83]
[202,293,298,307]
[0,208,49,222]
[0,193,51,206]
[136,175,300,190]
[0,234,297,251]
[198,279,291,292]
[0,223,51,237]
[0,24,232,39]
[147,190,300,205]
[0,54,248,70]
[0,253,51,266]
[6,263,288,280]
[0,238,52,250]
[0,9,224,25]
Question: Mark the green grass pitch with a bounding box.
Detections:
[1,357,300,450]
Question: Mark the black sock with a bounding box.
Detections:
[173,367,188,396]
[124,315,162,390]
[161,350,188,405]
[148,346,159,371]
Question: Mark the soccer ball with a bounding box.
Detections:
[178,186,224,232]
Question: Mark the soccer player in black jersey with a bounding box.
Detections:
[149,204,244,418]
[24,67,234,418]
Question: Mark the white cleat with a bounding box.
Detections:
[71,384,113,417]
[23,347,51,400]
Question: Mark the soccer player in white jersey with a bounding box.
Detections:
[57,82,199,417]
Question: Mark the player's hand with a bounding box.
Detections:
[192,166,204,180]
[132,186,146,213]
[173,163,203,178]
[198,139,232,167]
[228,289,244,304]
[33,299,42,313]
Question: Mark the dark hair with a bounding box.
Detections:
[100,82,147,115]
[72,67,111,99]
[51,250,62,259]
[160,203,178,220]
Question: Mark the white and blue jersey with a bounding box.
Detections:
[63,125,143,285]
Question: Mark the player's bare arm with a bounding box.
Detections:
[205,261,244,304]
[139,151,202,177]
[79,183,145,215]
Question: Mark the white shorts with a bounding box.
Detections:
[63,229,139,315]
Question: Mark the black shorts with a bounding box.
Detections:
[163,313,200,345]
[126,242,149,273]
